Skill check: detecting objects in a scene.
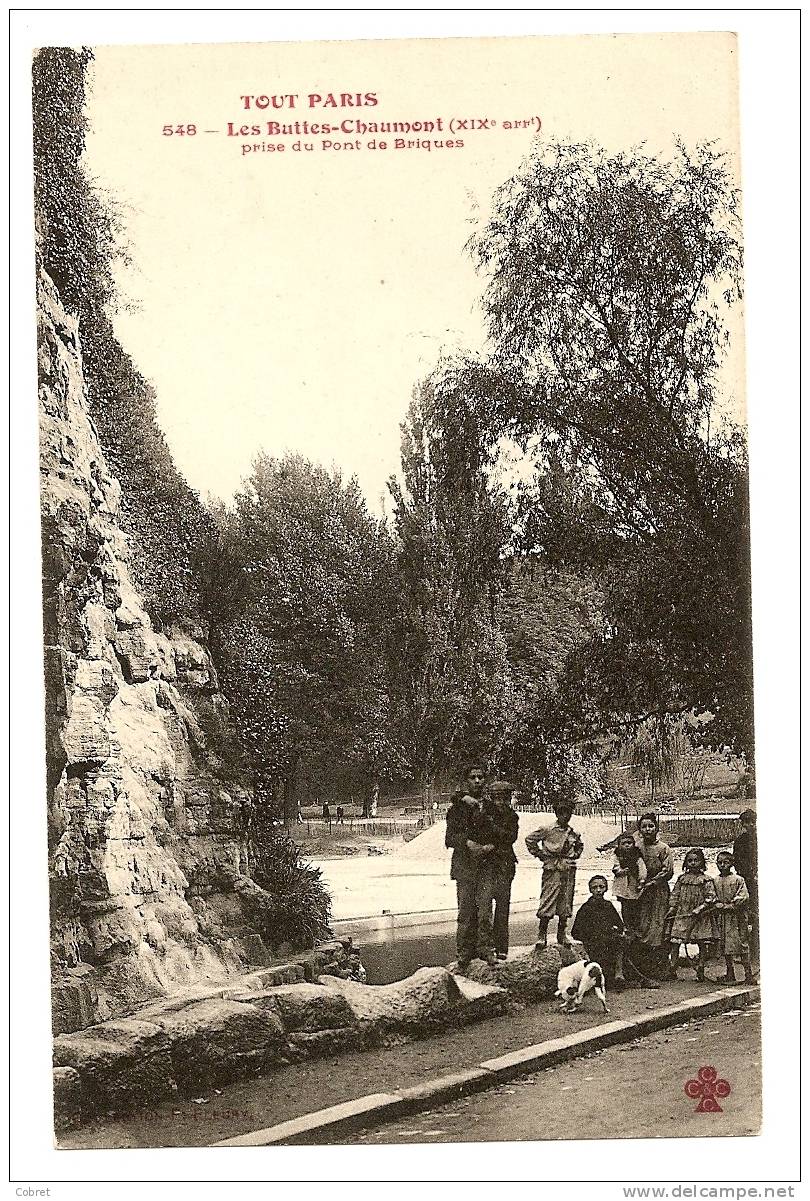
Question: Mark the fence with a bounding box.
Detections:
[657,814,740,847]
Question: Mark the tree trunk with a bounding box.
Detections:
[422,777,435,826]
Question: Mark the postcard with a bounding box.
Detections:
[12,16,800,1187]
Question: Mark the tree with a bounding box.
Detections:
[387,367,512,805]
[469,138,753,758]
[496,559,606,798]
[213,453,398,817]
[625,716,682,807]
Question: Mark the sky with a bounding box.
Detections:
[84,33,744,512]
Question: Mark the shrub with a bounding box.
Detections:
[248,831,332,950]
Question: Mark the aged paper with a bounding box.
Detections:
[10,11,800,1191]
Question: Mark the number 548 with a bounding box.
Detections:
[163,124,197,136]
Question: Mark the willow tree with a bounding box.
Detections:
[470,138,752,758]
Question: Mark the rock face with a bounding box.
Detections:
[39,268,270,1030]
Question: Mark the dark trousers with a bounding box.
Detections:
[492,871,514,955]
[584,939,619,983]
[456,866,494,962]
[742,876,759,957]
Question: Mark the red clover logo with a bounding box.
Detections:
[684,1065,731,1113]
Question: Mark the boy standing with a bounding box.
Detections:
[486,780,520,960]
[445,764,496,970]
[525,799,583,947]
[715,850,756,984]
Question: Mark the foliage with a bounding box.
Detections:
[248,832,332,949]
[470,138,753,757]
[32,47,117,318]
[625,715,682,805]
[387,367,513,788]
[33,47,214,627]
[495,559,606,796]
[206,453,400,810]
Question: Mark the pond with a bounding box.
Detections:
[358,911,541,984]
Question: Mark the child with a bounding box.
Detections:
[611,830,648,924]
[485,780,520,960]
[571,875,626,986]
[666,847,718,981]
[714,850,756,984]
[445,764,497,970]
[525,799,584,947]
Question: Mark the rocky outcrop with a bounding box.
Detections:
[39,267,271,1030]
[53,963,509,1128]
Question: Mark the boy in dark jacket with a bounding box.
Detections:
[445,764,496,970]
[486,780,520,960]
[571,875,626,986]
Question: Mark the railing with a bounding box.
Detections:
[657,814,739,846]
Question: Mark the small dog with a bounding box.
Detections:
[555,958,609,1014]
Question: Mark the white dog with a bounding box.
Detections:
[555,959,609,1014]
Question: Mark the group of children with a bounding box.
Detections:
[447,765,758,987]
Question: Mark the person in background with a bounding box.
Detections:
[571,875,627,987]
[733,809,758,957]
[445,764,497,971]
[665,847,717,982]
[714,849,756,984]
[486,780,520,961]
[336,804,345,825]
[322,800,332,832]
[525,799,584,948]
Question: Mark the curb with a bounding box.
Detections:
[215,984,759,1147]
[332,899,538,935]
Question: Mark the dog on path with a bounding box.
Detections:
[555,958,609,1014]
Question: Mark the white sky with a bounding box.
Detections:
[84,34,743,512]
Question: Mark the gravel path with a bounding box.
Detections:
[59,976,749,1149]
[349,1005,761,1144]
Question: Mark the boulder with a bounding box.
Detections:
[52,1017,175,1109]
[142,997,287,1092]
[318,965,507,1034]
[53,1066,85,1131]
[248,982,356,1033]
[460,942,584,1003]
[287,1026,366,1058]
[52,965,98,1034]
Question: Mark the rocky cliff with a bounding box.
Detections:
[39,267,270,1033]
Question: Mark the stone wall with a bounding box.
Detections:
[39,267,272,1031]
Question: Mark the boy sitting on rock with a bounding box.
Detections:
[525,799,583,947]
[571,874,627,987]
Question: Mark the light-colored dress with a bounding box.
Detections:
[668,871,718,943]
[612,852,647,901]
[633,836,674,946]
[714,872,750,955]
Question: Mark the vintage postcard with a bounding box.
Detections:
[15,18,799,1183]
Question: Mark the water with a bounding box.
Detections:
[359,912,541,984]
